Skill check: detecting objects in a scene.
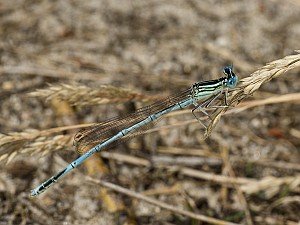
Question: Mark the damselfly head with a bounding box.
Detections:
[223,66,238,88]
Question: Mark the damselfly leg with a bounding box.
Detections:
[192,88,230,128]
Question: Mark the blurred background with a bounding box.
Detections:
[0,0,300,224]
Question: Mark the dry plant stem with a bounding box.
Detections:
[230,157,300,171]
[29,84,162,107]
[267,196,300,212]
[86,177,241,225]
[0,124,91,163]
[221,147,253,225]
[3,112,300,166]
[240,175,300,198]
[180,168,255,185]
[205,50,300,137]
[232,92,300,113]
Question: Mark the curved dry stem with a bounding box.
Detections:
[205,50,300,137]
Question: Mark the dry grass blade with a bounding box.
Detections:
[29,84,161,107]
[233,92,300,113]
[240,176,300,199]
[205,50,300,137]
[0,126,83,163]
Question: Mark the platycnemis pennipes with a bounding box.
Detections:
[31,66,238,196]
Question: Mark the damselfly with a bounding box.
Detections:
[31,66,238,196]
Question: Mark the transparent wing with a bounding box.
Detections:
[74,88,192,154]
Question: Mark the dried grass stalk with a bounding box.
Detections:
[29,84,161,107]
[0,129,73,163]
[240,175,300,199]
[2,52,300,163]
[205,50,300,137]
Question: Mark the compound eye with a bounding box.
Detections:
[227,79,233,86]
[223,66,232,76]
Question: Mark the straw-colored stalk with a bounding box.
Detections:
[29,84,161,107]
[0,51,300,162]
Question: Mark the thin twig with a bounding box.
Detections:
[221,147,253,225]
[86,177,241,225]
